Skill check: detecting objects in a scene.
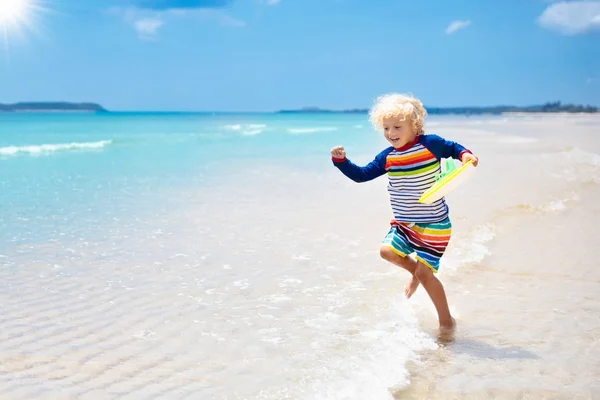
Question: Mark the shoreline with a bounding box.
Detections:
[1,110,598,116]
[399,192,598,399]
[1,100,598,115]
[0,113,598,399]
[393,115,600,400]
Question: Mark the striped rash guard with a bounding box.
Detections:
[332,134,472,223]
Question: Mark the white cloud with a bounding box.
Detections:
[133,18,164,39]
[445,20,471,35]
[108,7,163,39]
[109,5,245,39]
[537,1,600,35]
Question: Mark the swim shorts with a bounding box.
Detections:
[382,217,452,273]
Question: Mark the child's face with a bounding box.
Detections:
[382,116,416,148]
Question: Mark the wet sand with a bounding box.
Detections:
[1,113,598,399]
[397,114,600,400]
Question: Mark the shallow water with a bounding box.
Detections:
[397,114,600,400]
[1,112,598,399]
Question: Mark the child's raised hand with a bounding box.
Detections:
[461,152,479,167]
[331,146,346,160]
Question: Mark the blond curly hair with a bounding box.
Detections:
[368,93,428,135]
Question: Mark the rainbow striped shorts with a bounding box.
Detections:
[382,217,452,273]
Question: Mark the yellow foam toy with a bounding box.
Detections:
[418,159,475,204]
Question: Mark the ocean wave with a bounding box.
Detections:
[537,199,569,212]
[561,147,600,167]
[224,124,266,136]
[502,192,579,215]
[542,147,600,184]
[241,129,262,136]
[443,223,496,271]
[287,127,339,134]
[258,296,436,400]
[0,140,112,156]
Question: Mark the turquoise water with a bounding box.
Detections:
[4,112,598,399]
[0,112,378,253]
[1,112,441,399]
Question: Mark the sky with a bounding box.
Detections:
[0,0,598,111]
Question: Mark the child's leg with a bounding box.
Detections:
[414,262,455,331]
[379,246,420,298]
[381,247,454,329]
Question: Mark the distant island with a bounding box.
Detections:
[278,102,599,114]
[0,102,107,113]
[1,101,597,114]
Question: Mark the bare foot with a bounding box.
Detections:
[440,317,456,331]
[439,317,456,334]
[437,317,457,344]
[404,274,420,299]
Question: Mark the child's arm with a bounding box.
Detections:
[330,146,387,183]
[421,135,478,166]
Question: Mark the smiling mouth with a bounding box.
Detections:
[390,138,400,143]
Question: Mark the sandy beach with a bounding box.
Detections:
[397,113,600,399]
[1,113,598,399]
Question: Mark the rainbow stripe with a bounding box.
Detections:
[384,143,448,223]
[382,218,452,273]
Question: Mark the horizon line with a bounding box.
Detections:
[1,100,599,114]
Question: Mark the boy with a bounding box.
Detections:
[330,93,478,333]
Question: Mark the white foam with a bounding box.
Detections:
[443,223,496,271]
[292,299,437,400]
[561,148,600,167]
[279,278,302,287]
[287,127,339,134]
[133,330,156,339]
[233,279,250,289]
[542,200,567,212]
[224,123,267,136]
[0,140,112,156]
[542,147,600,184]
[242,129,263,136]
[540,192,579,212]
[520,192,579,213]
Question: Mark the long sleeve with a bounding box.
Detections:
[331,148,390,183]
[420,134,471,160]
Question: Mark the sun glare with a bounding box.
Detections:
[0,0,50,57]
[0,0,29,26]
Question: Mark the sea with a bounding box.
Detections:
[1,112,599,400]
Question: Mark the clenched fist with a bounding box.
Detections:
[460,152,479,167]
[330,145,346,160]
